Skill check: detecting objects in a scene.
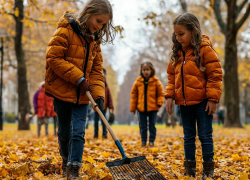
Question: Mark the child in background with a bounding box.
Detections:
[44,0,115,179]
[33,81,49,137]
[165,12,222,179]
[93,68,114,139]
[130,62,164,147]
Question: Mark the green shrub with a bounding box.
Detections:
[5,113,17,123]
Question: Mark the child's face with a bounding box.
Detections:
[142,64,151,79]
[86,14,110,34]
[174,24,192,48]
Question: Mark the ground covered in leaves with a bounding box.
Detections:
[0,124,249,179]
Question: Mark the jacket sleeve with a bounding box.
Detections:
[33,90,40,114]
[165,62,175,99]
[130,81,138,112]
[46,27,84,85]
[156,79,165,106]
[107,87,114,109]
[89,44,105,101]
[203,46,223,103]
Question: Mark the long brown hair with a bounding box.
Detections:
[170,12,205,71]
[65,0,115,44]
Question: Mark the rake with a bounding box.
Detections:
[86,91,167,180]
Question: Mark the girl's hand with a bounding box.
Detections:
[166,98,173,115]
[206,100,217,115]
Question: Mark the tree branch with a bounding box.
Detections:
[236,3,250,31]
[237,0,248,17]
[0,10,15,18]
[224,0,229,6]
[179,0,187,12]
[212,0,226,35]
[30,0,41,11]
[24,16,58,24]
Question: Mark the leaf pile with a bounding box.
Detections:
[0,125,249,179]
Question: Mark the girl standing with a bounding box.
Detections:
[130,62,164,147]
[165,12,222,179]
[45,0,115,179]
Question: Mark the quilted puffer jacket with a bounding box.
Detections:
[45,11,104,104]
[165,35,223,105]
[130,76,164,112]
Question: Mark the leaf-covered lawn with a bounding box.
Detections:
[0,124,249,179]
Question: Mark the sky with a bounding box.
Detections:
[101,0,168,84]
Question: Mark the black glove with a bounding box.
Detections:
[95,98,104,112]
[79,79,90,94]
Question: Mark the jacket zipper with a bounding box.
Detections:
[77,32,90,104]
[181,50,186,105]
[144,80,148,112]
[82,36,90,77]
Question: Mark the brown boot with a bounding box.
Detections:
[202,161,215,180]
[149,141,154,147]
[141,141,146,147]
[62,159,67,178]
[183,160,196,178]
[66,164,80,180]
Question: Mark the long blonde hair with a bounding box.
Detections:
[170,12,204,71]
[65,0,115,44]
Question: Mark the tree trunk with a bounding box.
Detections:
[224,35,242,127]
[223,0,242,127]
[15,0,31,130]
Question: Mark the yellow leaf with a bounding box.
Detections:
[149,147,159,153]
[101,152,111,158]
[15,163,29,176]
[9,153,18,162]
[15,7,19,17]
[86,156,96,164]
[172,164,178,170]
[0,168,8,177]
[238,172,249,180]
[211,0,214,6]
[41,155,47,160]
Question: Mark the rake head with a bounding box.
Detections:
[106,156,166,180]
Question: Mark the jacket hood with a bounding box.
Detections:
[57,11,100,41]
[201,34,213,48]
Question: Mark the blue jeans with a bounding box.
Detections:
[138,111,157,142]
[94,109,107,137]
[53,98,88,167]
[180,99,214,162]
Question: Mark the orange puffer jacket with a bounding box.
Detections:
[130,76,165,112]
[45,11,104,104]
[165,35,223,105]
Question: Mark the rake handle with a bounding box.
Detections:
[86,91,127,159]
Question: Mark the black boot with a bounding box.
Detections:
[62,159,67,178]
[202,161,215,180]
[94,134,98,139]
[66,164,80,180]
[183,160,196,178]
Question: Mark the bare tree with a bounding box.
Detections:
[211,0,250,127]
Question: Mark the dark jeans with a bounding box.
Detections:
[53,116,57,135]
[37,117,48,137]
[180,99,214,162]
[138,111,157,142]
[94,109,107,137]
[53,98,88,167]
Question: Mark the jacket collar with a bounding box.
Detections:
[137,76,157,82]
